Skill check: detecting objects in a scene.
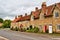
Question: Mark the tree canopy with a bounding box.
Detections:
[2,20,11,28]
[0,18,3,23]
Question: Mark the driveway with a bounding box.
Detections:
[0,29,59,40]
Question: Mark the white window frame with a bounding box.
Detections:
[54,12,59,18]
[57,24,60,30]
[31,15,34,21]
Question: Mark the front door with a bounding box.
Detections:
[44,25,47,32]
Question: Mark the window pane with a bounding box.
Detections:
[57,25,60,30]
[55,12,59,17]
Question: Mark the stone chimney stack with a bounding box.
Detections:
[31,11,34,15]
[42,2,46,8]
[15,16,17,19]
[42,2,47,13]
[18,15,22,18]
[25,13,27,16]
[35,7,38,11]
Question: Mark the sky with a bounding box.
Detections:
[0,0,60,20]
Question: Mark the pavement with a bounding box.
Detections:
[0,29,59,40]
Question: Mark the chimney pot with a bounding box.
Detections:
[15,16,17,19]
[25,13,27,16]
[18,15,22,18]
[20,15,22,17]
[42,2,46,8]
[31,11,34,15]
[35,7,38,11]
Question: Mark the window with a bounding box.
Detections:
[31,15,34,21]
[55,12,59,17]
[39,25,42,31]
[57,24,60,30]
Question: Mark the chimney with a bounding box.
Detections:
[42,2,47,13]
[42,2,46,8]
[35,7,38,11]
[15,16,17,19]
[20,15,22,17]
[25,13,27,16]
[18,15,22,18]
[31,11,34,15]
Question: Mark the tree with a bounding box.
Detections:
[2,20,11,28]
[0,18,3,23]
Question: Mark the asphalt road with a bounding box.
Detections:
[0,29,59,40]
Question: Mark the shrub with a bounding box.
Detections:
[27,27,29,30]
[20,28,24,32]
[26,30,31,32]
[10,27,13,30]
[2,20,11,28]
[26,27,39,33]
[22,28,26,32]
[29,25,32,30]
[33,27,39,33]
[46,29,48,33]
[14,27,18,31]
[18,28,20,31]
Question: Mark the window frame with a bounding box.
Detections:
[54,12,59,18]
[57,24,60,30]
[31,15,34,21]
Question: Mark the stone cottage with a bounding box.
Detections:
[11,2,60,33]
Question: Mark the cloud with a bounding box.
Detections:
[0,0,60,20]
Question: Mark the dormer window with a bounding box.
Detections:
[31,15,34,21]
[55,12,59,18]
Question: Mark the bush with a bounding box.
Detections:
[10,27,13,30]
[46,29,48,33]
[2,20,11,28]
[29,25,32,30]
[33,27,39,33]
[22,28,26,32]
[26,27,39,33]
[14,27,18,31]
[27,27,29,30]
[26,30,32,32]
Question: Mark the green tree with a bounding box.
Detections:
[2,20,11,28]
[0,18,3,23]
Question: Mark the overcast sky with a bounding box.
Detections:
[0,0,60,20]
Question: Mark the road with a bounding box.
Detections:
[0,29,59,40]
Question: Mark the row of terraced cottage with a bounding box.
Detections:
[11,2,60,33]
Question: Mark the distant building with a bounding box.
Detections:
[11,2,60,33]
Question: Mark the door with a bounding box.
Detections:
[44,25,47,32]
[49,25,52,33]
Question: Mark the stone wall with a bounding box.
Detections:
[11,6,60,33]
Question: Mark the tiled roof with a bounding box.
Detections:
[46,5,54,16]
[12,15,31,22]
[57,3,60,9]
[12,2,60,22]
[32,9,41,19]
[19,15,31,21]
